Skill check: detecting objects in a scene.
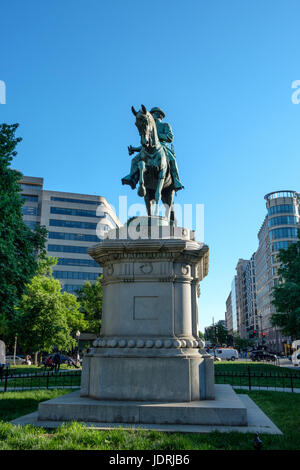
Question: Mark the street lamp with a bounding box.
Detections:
[256,314,263,348]
[75,330,80,365]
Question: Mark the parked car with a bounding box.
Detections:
[214,348,239,361]
[250,350,277,362]
[5,355,26,365]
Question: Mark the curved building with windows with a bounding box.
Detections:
[254,190,299,352]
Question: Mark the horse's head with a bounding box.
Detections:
[131,104,158,149]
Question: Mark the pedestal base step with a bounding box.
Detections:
[37,385,247,426]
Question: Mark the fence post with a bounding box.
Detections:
[46,371,49,389]
[248,366,252,391]
[290,375,294,393]
[4,370,8,393]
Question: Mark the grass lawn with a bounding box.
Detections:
[0,388,299,450]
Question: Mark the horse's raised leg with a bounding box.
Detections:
[162,188,175,223]
[154,169,166,215]
[144,192,151,216]
[137,160,146,197]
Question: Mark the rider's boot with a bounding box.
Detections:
[169,160,184,191]
[173,178,184,191]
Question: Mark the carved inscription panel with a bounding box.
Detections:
[133,296,159,320]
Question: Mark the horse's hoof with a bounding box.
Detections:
[138,185,146,197]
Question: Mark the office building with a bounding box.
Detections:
[225,292,233,335]
[226,257,257,340]
[244,253,258,334]
[231,275,238,334]
[20,175,122,294]
[254,190,299,352]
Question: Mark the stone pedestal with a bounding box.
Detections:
[81,217,213,402]
[36,217,248,427]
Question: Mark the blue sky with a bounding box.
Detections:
[1,0,300,332]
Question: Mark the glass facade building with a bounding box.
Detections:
[20,175,122,294]
[254,190,299,352]
[225,190,299,352]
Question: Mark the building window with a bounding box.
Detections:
[50,196,105,206]
[53,271,100,280]
[50,207,117,227]
[62,285,82,294]
[268,205,296,216]
[22,206,38,216]
[22,195,38,202]
[20,184,42,191]
[268,215,298,227]
[269,227,298,240]
[48,231,100,242]
[49,219,97,230]
[57,258,99,267]
[271,240,295,251]
[271,255,279,264]
[50,207,103,218]
[24,220,38,230]
[48,244,88,254]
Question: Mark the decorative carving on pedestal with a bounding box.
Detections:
[92,336,205,349]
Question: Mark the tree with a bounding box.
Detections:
[271,232,300,340]
[198,330,205,340]
[233,335,253,351]
[215,322,229,345]
[15,257,87,363]
[204,321,230,346]
[76,277,103,335]
[0,123,47,342]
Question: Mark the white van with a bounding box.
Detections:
[292,350,300,367]
[214,348,239,361]
[291,340,300,367]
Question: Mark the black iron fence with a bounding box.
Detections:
[1,366,299,394]
[215,366,300,392]
[0,369,81,393]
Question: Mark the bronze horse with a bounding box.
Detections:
[131,105,175,223]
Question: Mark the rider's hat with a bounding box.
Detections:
[150,107,165,119]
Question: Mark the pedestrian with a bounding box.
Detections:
[25,354,31,365]
[45,356,54,371]
[0,363,4,381]
[53,352,62,373]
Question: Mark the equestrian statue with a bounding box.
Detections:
[121,105,184,223]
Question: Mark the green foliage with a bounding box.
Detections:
[271,232,300,339]
[0,123,47,341]
[204,321,231,346]
[15,257,87,355]
[233,335,254,350]
[76,277,103,334]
